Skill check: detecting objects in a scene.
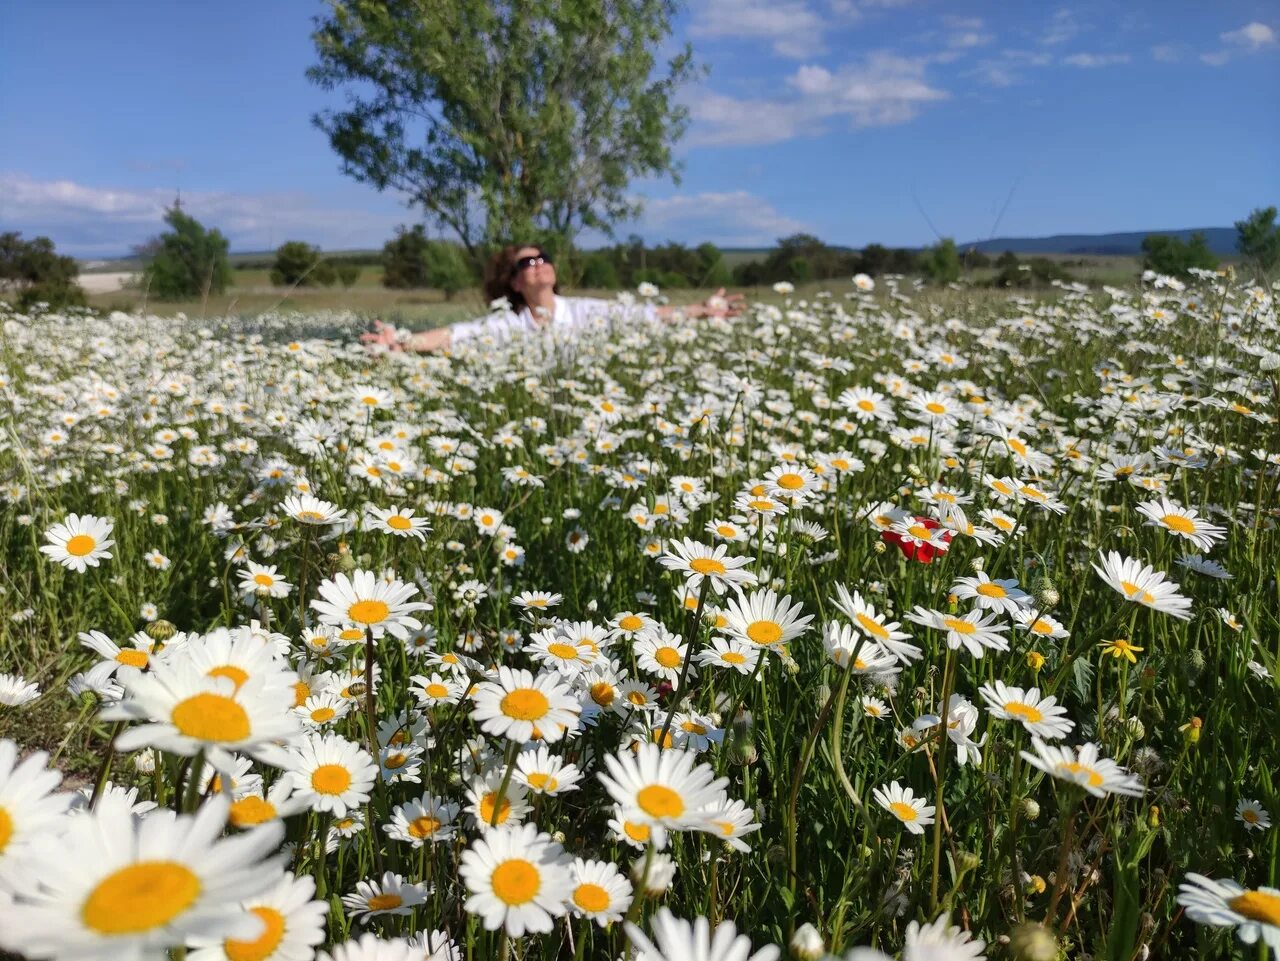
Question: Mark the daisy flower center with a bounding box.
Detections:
[385,515,413,530]
[618,615,644,631]
[293,682,311,707]
[907,524,931,539]
[976,583,1007,598]
[1161,514,1196,534]
[942,618,976,635]
[1058,761,1104,788]
[0,807,12,852]
[408,816,441,838]
[654,647,682,669]
[856,614,890,639]
[1007,438,1028,456]
[224,906,286,961]
[623,821,650,842]
[229,797,276,827]
[480,793,511,823]
[366,893,403,911]
[82,861,201,934]
[501,688,550,720]
[574,883,610,912]
[925,402,946,415]
[311,764,353,795]
[1229,890,1280,926]
[492,859,541,905]
[1242,810,1259,823]
[637,784,685,819]
[384,753,408,769]
[590,682,616,706]
[1004,702,1044,723]
[117,649,149,668]
[347,600,390,624]
[425,683,449,699]
[252,573,275,587]
[690,557,727,575]
[890,801,918,822]
[208,665,250,690]
[65,534,97,556]
[171,693,250,742]
[722,651,747,664]
[311,707,336,723]
[547,643,579,661]
[776,473,805,490]
[746,620,783,645]
[526,772,558,791]
[1030,620,1054,635]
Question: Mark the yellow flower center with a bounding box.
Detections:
[626,691,649,706]
[547,642,580,661]
[1004,702,1044,723]
[424,683,449,699]
[1007,438,1028,457]
[623,820,650,842]
[65,534,97,557]
[311,764,352,796]
[907,524,931,539]
[252,573,275,587]
[857,399,876,412]
[408,816,441,838]
[81,861,201,933]
[637,784,684,819]
[942,617,976,635]
[208,665,250,690]
[525,772,559,792]
[228,796,276,828]
[387,515,413,531]
[480,792,511,824]
[690,557,727,575]
[0,807,12,854]
[776,473,804,490]
[654,647,681,669]
[745,620,783,645]
[116,649,149,669]
[384,753,408,770]
[224,906,286,961]
[1057,761,1104,788]
[171,692,250,742]
[976,583,1007,598]
[491,859,540,905]
[590,682,615,707]
[890,801,918,822]
[681,721,707,735]
[722,651,747,664]
[925,402,946,415]
[1228,890,1280,925]
[573,882,611,913]
[618,615,644,632]
[1161,514,1196,534]
[347,599,389,624]
[501,688,550,721]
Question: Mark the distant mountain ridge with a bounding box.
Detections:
[963,227,1236,257]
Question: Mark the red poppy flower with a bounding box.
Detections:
[881,516,952,564]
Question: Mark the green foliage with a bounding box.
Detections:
[138,205,232,300]
[986,251,1075,288]
[382,226,431,289]
[309,0,699,261]
[579,252,620,289]
[919,237,962,284]
[271,241,336,287]
[1234,206,1280,277]
[0,232,86,310]
[335,263,362,289]
[1140,232,1219,278]
[425,240,473,300]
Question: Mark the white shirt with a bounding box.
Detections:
[449,295,658,346]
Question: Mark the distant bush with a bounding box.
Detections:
[1235,206,1279,277]
[919,238,962,284]
[271,241,336,287]
[383,226,431,289]
[335,263,362,289]
[1141,232,1219,278]
[0,232,86,310]
[136,205,232,300]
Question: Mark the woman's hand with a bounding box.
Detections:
[702,287,745,318]
[360,319,403,352]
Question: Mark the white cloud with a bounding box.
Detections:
[686,52,947,147]
[968,48,1053,87]
[0,171,409,256]
[628,190,811,245]
[1200,20,1276,65]
[689,0,827,58]
[1222,21,1276,49]
[1151,44,1183,63]
[1062,52,1131,68]
[1040,8,1084,45]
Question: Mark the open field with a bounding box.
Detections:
[1,274,1277,961]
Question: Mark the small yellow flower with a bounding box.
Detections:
[1099,638,1143,663]
[1179,716,1203,744]
[1025,874,1046,895]
[1026,651,1046,672]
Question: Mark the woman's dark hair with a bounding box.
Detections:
[483,245,558,312]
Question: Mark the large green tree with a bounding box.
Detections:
[0,232,86,310]
[1234,206,1280,278]
[308,0,698,262]
[137,205,232,300]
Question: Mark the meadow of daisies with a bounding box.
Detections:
[0,271,1277,961]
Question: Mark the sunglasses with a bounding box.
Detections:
[512,254,551,276]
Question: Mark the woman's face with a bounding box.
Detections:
[510,245,556,296]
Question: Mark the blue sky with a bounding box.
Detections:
[1,0,1276,257]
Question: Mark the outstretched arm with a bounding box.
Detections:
[360,320,451,353]
[654,288,745,322]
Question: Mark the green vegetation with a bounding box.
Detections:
[271,241,336,287]
[0,232,85,310]
[1141,231,1220,278]
[136,204,233,300]
[1234,206,1280,279]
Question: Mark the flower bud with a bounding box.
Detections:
[1026,651,1046,672]
[1021,798,1041,821]
[1148,806,1161,828]
[1009,922,1058,961]
[956,850,981,873]
[1031,576,1059,609]
[1125,717,1146,740]
[1185,648,1205,676]
[146,619,177,641]
[790,923,825,960]
[873,540,887,554]
[969,556,985,573]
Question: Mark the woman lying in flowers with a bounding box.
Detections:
[361,243,744,352]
